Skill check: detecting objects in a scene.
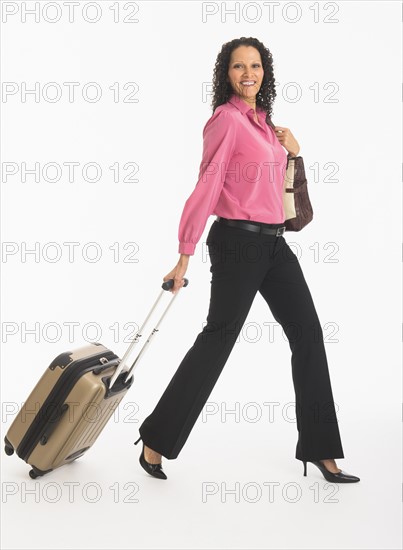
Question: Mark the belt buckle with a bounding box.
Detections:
[276,226,285,236]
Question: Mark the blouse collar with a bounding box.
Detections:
[228,93,265,120]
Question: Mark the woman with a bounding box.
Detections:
[134,37,360,483]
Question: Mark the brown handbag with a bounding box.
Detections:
[267,116,313,231]
[282,154,313,231]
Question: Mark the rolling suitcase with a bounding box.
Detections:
[4,278,189,479]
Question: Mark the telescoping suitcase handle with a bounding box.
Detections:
[108,277,189,389]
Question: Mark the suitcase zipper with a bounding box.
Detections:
[17,350,119,462]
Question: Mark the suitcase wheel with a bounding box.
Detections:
[4,444,14,456]
[28,465,51,479]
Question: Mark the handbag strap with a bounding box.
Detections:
[267,114,298,164]
[266,113,276,130]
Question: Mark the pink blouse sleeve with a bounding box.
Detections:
[178,110,236,255]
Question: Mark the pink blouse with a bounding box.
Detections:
[178,93,288,255]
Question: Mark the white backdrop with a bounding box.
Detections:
[1,1,401,549]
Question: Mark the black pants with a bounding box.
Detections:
[138,219,345,462]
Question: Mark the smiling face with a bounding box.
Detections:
[227,45,264,102]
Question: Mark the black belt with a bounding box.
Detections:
[216,216,286,236]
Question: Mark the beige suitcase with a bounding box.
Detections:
[4,278,188,478]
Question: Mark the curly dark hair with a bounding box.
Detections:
[211,36,276,127]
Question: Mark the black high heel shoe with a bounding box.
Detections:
[303,459,360,483]
[134,436,167,480]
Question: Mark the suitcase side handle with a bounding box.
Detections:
[108,278,189,389]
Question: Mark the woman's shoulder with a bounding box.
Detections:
[209,100,239,119]
[202,102,238,133]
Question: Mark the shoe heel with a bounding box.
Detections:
[134,436,142,446]
[303,460,307,476]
